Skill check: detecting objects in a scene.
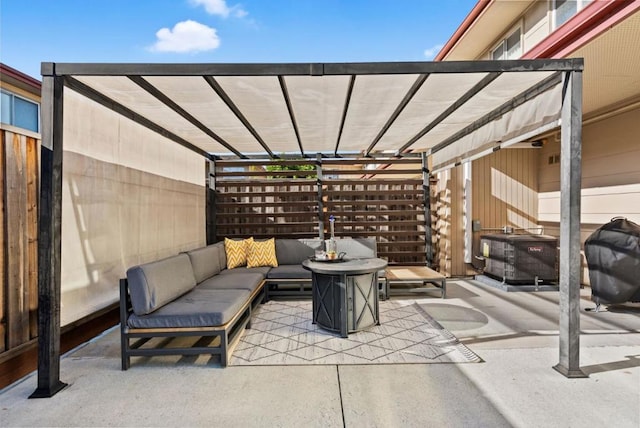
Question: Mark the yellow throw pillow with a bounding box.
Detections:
[225,237,253,269]
[247,238,278,268]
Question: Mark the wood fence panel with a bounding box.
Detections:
[27,137,39,338]
[0,129,39,354]
[0,132,4,352]
[5,132,30,347]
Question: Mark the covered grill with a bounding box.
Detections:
[584,217,640,308]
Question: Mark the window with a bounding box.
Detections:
[491,27,522,60]
[0,90,40,133]
[552,0,591,29]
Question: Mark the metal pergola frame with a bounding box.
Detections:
[32,59,585,398]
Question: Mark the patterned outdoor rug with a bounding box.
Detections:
[231,300,482,365]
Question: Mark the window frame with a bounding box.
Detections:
[551,0,591,30]
[0,89,40,133]
[490,24,523,60]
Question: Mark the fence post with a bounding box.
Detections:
[206,158,216,244]
[316,153,324,240]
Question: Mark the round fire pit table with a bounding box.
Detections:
[302,257,387,338]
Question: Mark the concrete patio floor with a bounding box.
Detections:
[1,279,639,427]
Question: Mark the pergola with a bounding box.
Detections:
[34,59,584,397]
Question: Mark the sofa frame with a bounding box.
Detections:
[119,277,264,369]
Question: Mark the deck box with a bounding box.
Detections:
[480,234,558,284]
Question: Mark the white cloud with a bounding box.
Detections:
[190,0,247,18]
[424,43,444,60]
[149,20,220,53]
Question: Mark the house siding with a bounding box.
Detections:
[523,1,550,52]
[538,106,640,284]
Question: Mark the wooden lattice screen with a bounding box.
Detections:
[213,157,432,266]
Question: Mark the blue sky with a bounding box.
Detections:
[1,0,477,80]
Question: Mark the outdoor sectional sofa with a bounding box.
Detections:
[119,237,377,369]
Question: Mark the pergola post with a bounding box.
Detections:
[30,73,68,398]
[316,153,325,240]
[421,152,433,267]
[206,159,216,244]
[553,70,587,378]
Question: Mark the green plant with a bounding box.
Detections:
[265,162,316,179]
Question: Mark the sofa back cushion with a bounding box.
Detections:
[275,239,323,265]
[336,237,377,258]
[127,253,197,316]
[212,241,227,271]
[186,245,223,283]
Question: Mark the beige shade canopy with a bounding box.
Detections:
[49,60,581,169]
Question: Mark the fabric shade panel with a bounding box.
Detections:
[58,61,580,165]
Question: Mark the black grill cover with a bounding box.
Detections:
[584,217,640,304]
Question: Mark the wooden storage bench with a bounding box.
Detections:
[383,266,446,299]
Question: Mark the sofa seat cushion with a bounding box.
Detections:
[127,288,250,329]
[126,253,197,316]
[267,264,311,280]
[198,272,264,293]
[219,266,271,276]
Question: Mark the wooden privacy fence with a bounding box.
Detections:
[212,157,434,266]
[0,128,39,355]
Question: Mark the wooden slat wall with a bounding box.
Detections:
[0,129,39,354]
[434,167,465,276]
[472,149,538,232]
[0,132,4,352]
[435,148,539,277]
[214,158,429,265]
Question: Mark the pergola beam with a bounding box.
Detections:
[50,58,584,76]
[334,75,356,156]
[430,71,563,155]
[128,76,247,158]
[203,76,275,158]
[365,74,429,156]
[396,72,501,154]
[63,76,215,160]
[278,76,303,157]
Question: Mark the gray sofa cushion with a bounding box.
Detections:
[127,288,250,328]
[198,272,264,293]
[336,237,377,258]
[219,266,271,276]
[209,241,226,271]
[126,253,197,316]
[186,245,223,283]
[275,239,323,265]
[267,264,312,280]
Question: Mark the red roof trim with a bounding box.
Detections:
[0,63,42,91]
[434,0,492,61]
[523,0,639,59]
